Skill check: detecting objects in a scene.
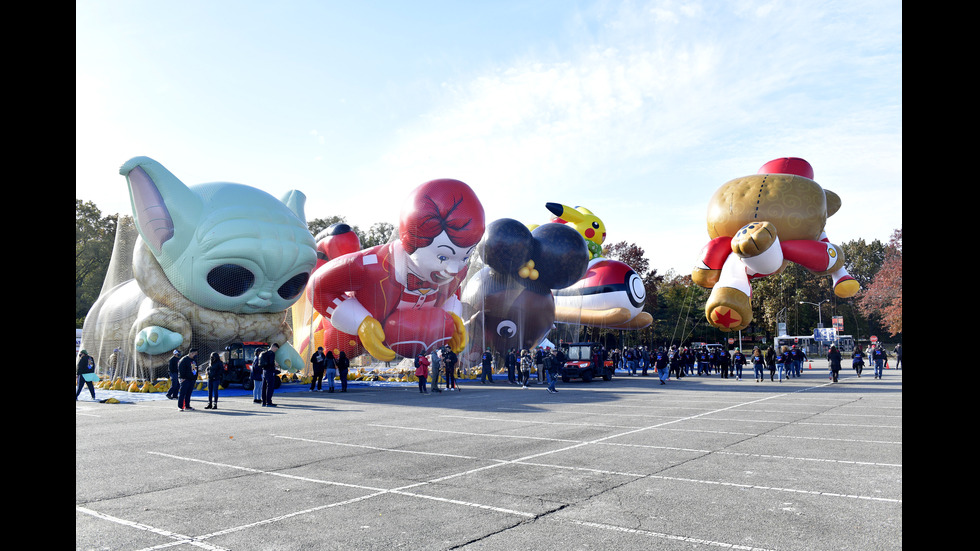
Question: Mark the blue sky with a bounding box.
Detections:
[76,0,901,275]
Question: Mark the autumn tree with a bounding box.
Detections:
[858,229,902,335]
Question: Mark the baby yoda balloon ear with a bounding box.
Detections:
[279,189,309,222]
[120,156,203,256]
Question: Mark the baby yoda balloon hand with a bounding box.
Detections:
[134,326,184,355]
[693,157,859,332]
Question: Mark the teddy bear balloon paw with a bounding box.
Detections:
[731,221,777,258]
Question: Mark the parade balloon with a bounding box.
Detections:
[546,203,606,260]
[537,203,652,330]
[314,223,361,271]
[308,178,485,361]
[554,258,653,330]
[79,156,317,379]
[692,157,860,332]
[461,218,589,359]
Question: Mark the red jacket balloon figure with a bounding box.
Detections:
[693,158,859,332]
[309,179,485,361]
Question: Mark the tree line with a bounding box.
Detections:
[77,199,901,347]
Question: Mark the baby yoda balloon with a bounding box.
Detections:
[692,157,859,332]
[80,156,317,378]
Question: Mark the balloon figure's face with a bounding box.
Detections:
[122,157,317,315]
[407,231,475,285]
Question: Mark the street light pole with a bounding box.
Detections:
[799,299,830,327]
[800,299,831,354]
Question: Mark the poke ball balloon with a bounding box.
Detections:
[555,259,646,321]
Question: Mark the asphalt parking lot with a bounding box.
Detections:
[76,360,902,550]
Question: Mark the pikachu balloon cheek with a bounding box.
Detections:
[692,157,859,332]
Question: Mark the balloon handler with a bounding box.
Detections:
[309,179,486,362]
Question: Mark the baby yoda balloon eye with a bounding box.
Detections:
[207,264,255,297]
[277,272,311,300]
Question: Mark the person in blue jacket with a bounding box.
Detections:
[655,347,669,385]
[851,345,866,377]
[732,349,746,380]
[790,345,807,377]
[872,345,888,379]
[751,347,766,382]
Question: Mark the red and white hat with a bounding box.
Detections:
[758,157,814,180]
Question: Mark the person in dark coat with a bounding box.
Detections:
[205,351,226,409]
[166,350,181,399]
[260,343,281,407]
[480,348,493,384]
[872,345,888,379]
[337,351,350,392]
[310,347,326,391]
[443,346,459,391]
[851,345,865,377]
[250,347,265,403]
[76,350,96,400]
[751,347,766,382]
[177,348,199,411]
[732,349,746,380]
[827,345,843,382]
[545,348,560,393]
[719,350,731,379]
[765,346,776,381]
[655,347,669,385]
[506,349,518,384]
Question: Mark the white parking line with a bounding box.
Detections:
[76,506,230,550]
[79,377,899,549]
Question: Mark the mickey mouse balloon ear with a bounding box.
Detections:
[480,218,534,276]
[757,157,814,180]
[528,223,589,291]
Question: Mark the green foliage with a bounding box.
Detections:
[308,216,361,240]
[76,200,117,326]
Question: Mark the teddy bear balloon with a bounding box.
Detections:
[692,157,859,332]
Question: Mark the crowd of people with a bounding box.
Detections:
[77,341,901,406]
